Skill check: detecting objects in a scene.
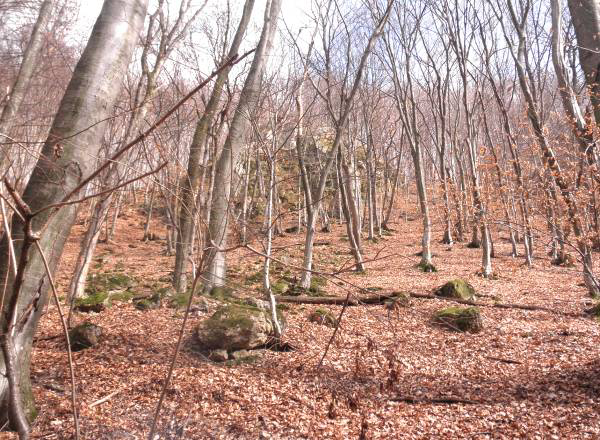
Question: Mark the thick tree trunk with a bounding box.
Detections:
[0,0,148,431]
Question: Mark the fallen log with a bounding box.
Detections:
[276,291,578,316]
[277,292,400,306]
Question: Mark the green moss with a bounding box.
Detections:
[435,279,476,300]
[208,286,236,301]
[433,306,482,332]
[110,291,134,302]
[168,292,192,309]
[206,304,261,333]
[86,271,135,295]
[244,271,263,285]
[271,279,289,295]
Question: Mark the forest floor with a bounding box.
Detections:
[15,200,600,439]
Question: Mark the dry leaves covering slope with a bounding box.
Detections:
[15,200,600,440]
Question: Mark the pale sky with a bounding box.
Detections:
[73,0,311,41]
[68,0,312,78]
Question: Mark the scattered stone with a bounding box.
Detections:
[207,349,229,362]
[69,322,103,351]
[435,279,476,300]
[432,306,483,333]
[308,308,338,328]
[230,349,263,362]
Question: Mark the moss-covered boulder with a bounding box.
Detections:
[69,322,103,351]
[435,279,476,300]
[308,308,338,328]
[432,307,482,333]
[133,292,161,311]
[195,304,283,351]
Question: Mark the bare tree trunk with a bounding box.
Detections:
[0,0,54,172]
[173,0,255,293]
[0,0,148,431]
[67,196,111,302]
[202,0,282,290]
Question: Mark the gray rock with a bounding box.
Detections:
[207,349,229,362]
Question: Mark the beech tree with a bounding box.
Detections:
[0,0,148,434]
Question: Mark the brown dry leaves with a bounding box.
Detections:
[24,206,600,439]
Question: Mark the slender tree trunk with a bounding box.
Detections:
[202,0,282,289]
[0,0,54,172]
[173,0,255,293]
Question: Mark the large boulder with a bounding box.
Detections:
[432,307,482,333]
[435,279,476,300]
[195,304,283,351]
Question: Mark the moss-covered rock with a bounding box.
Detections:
[195,304,283,351]
[73,292,110,313]
[585,302,600,318]
[308,308,338,328]
[384,293,412,310]
[133,295,160,311]
[435,279,476,300]
[69,322,103,351]
[432,306,482,333]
